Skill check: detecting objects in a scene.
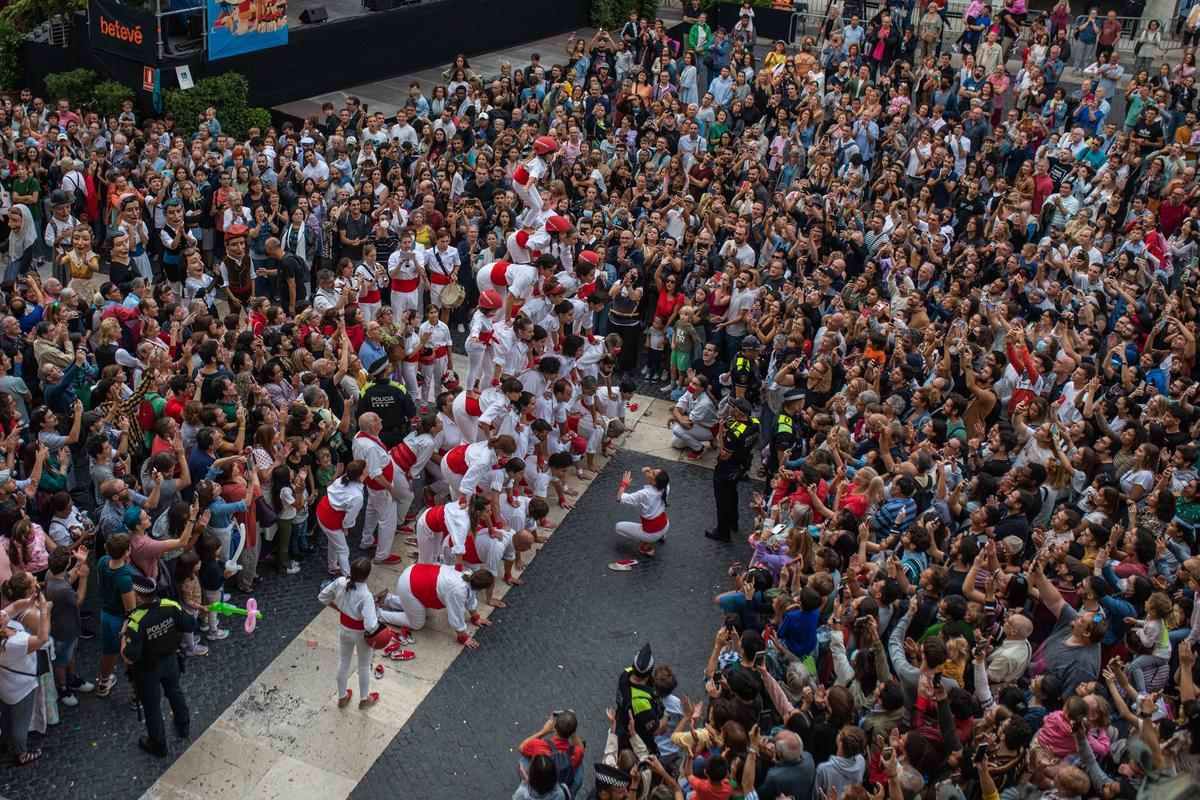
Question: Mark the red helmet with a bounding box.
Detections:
[545,215,570,233]
[479,289,503,310]
[578,250,600,267]
[533,135,558,155]
[365,626,398,650]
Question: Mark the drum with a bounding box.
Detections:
[439,281,467,308]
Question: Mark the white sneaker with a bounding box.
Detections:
[71,679,96,693]
[285,563,301,575]
[96,674,117,697]
[60,692,79,708]
[207,628,231,641]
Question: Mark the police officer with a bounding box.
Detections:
[767,388,805,477]
[358,356,416,447]
[121,574,195,756]
[615,643,664,755]
[728,336,764,404]
[705,398,760,542]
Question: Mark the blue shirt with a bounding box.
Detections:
[873,496,917,535]
[708,75,734,107]
[778,607,820,659]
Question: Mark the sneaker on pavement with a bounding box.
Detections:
[284,563,301,575]
[70,677,96,693]
[686,448,704,460]
[358,539,377,550]
[207,628,230,641]
[189,645,211,656]
[59,690,79,707]
[96,675,117,697]
[374,554,404,565]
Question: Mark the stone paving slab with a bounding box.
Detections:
[349,449,745,800]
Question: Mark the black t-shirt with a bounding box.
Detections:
[279,254,308,303]
[690,355,727,399]
[337,212,370,261]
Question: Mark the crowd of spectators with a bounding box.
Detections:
[1,0,1200,796]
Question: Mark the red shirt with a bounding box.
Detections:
[519,736,585,769]
[1158,201,1190,238]
[1031,173,1055,214]
[163,395,186,423]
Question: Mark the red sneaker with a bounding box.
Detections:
[686,449,704,460]
[387,649,416,661]
[374,554,404,565]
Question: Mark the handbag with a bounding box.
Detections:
[255,495,279,527]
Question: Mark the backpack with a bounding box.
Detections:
[542,736,578,798]
[137,392,165,446]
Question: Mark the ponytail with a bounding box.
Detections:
[346,557,372,592]
[342,460,366,484]
[655,470,671,506]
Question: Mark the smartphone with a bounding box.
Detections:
[973,743,989,763]
[882,746,895,760]
[753,652,766,667]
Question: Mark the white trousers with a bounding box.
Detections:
[337,625,372,699]
[419,357,447,404]
[378,572,426,631]
[615,519,670,545]
[513,180,543,221]
[500,495,531,532]
[445,530,515,577]
[670,421,713,452]
[452,408,482,444]
[359,300,381,323]
[445,468,465,500]
[577,415,607,455]
[415,515,443,565]
[321,523,351,575]
[391,289,420,320]
[400,361,420,402]
[465,341,491,391]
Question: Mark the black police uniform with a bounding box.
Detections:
[711,415,760,540]
[730,352,761,403]
[359,378,416,447]
[123,597,196,753]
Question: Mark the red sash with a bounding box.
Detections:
[316,495,347,531]
[356,432,396,491]
[424,504,448,533]
[409,564,445,609]
[479,329,495,345]
[641,512,669,533]
[490,261,510,287]
[433,346,448,358]
[465,396,482,417]
[360,288,381,303]
[339,612,365,630]
[392,442,417,473]
[445,444,469,476]
[429,259,452,285]
[513,164,530,186]
[463,532,481,565]
[392,276,420,292]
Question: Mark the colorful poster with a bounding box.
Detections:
[206,0,288,61]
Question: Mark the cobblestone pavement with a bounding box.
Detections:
[350,450,749,800]
[0,558,331,800]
